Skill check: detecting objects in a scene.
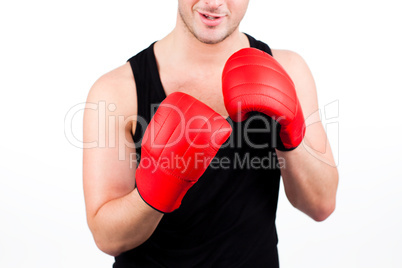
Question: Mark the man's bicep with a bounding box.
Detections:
[274,49,336,164]
[83,70,138,219]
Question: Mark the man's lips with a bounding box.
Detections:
[199,11,224,18]
[198,11,225,27]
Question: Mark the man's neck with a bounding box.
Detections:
[156,26,249,69]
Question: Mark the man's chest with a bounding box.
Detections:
[160,73,228,118]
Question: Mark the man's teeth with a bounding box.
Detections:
[204,15,217,20]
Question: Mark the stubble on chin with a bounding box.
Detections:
[196,31,229,45]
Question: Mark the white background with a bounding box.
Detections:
[1,1,401,267]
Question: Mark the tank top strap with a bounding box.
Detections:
[245,33,273,56]
[127,42,166,152]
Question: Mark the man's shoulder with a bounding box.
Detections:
[271,49,304,67]
[271,49,318,116]
[271,49,312,83]
[86,62,137,116]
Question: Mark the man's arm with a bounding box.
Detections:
[272,49,339,221]
[83,63,163,256]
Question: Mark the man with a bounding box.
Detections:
[83,1,338,267]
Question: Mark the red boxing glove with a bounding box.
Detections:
[222,48,305,150]
[135,92,232,213]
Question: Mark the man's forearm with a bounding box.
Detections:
[88,188,163,256]
[277,126,339,221]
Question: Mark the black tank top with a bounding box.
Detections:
[114,34,281,268]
